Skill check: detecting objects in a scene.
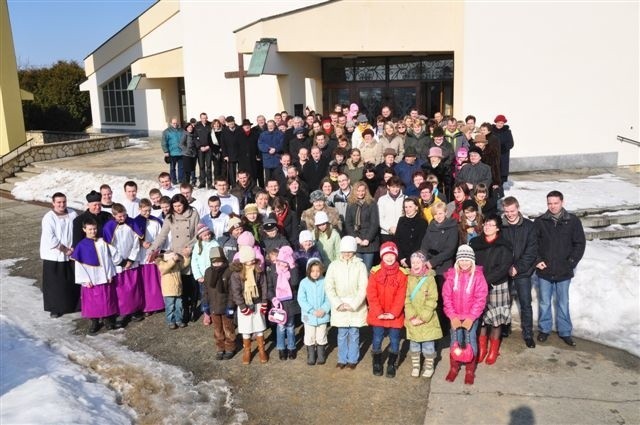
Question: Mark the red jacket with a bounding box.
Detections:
[366,264,407,328]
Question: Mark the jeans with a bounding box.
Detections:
[372,326,401,354]
[537,277,572,336]
[197,149,212,187]
[513,276,533,339]
[337,327,360,364]
[450,319,479,356]
[409,340,436,355]
[356,253,374,272]
[169,156,184,184]
[276,316,296,350]
[164,296,183,324]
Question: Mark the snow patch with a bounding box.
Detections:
[0,258,247,425]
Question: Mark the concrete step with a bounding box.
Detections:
[21,165,45,174]
[586,227,640,240]
[573,204,640,217]
[4,176,28,184]
[0,182,14,193]
[581,212,640,228]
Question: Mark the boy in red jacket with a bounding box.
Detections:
[367,242,408,378]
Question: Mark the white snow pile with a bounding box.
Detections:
[0,259,247,425]
[506,173,640,217]
[126,138,151,149]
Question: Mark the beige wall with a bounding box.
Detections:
[1,0,26,155]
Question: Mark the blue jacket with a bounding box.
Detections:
[395,159,425,189]
[258,130,284,169]
[162,127,183,157]
[297,277,331,326]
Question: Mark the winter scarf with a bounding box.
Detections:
[275,246,296,301]
[243,265,259,305]
[276,205,289,231]
[379,260,401,284]
[207,264,228,291]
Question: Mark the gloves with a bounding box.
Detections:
[259,303,268,314]
[451,318,462,329]
[240,307,253,316]
[225,307,235,318]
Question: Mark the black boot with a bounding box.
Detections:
[316,345,327,365]
[88,319,101,335]
[386,352,398,378]
[288,349,297,360]
[279,350,288,360]
[104,316,117,330]
[372,352,383,376]
[307,345,317,366]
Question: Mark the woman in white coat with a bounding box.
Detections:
[324,236,368,369]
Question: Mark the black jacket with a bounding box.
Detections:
[470,233,513,286]
[491,125,514,177]
[301,158,329,191]
[194,121,212,149]
[501,215,538,278]
[534,209,586,281]
[395,214,428,263]
[72,210,112,247]
[344,201,380,254]
[237,127,260,178]
[420,218,458,276]
[220,126,243,162]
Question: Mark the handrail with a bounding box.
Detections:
[617,135,640,147]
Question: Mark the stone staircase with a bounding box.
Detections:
[0,164,45,193]
[576,205,640,240]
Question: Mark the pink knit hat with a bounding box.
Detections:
[276,245,296,269]
[380,241,398,259]
[196,223,211,238]
[237,231,255,247]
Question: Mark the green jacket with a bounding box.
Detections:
[404,271,442,342]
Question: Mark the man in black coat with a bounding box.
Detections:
[237,119,260,183]
[194,112,213,188]
[301,146,329,192]
[72,190,113,246]
[534,190,586,347]
[220,116,243,186]
[501,196,538,348]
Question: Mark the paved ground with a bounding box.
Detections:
[1,141,639,424]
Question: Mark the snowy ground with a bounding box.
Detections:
[0,259,247,425]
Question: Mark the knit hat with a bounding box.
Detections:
[86,190,101,203]
[462,199,478,212]
[410,250,427,263]
[243,203,258,215]
[276,245,296,269]
[309,190,326,203]
[306,257,323,272]
[226,217,242,232]
[456,244,475,263]
[209,246,225,261]
[468,146,483,157]
[339,236,357,253]
[262,217,277,231]
[474,134,487,144]
[237,231,255,247]
[380,241,399,259]
[383,148,397,157]
[196,223,211,238]
[428,147,443,158]
[494,114,507,123]
[357,114,368,123]
[314,211,329,225]
[238,245,255,263]
[457,147,469,158]
[299,230,314,244]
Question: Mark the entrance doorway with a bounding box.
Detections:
[322,55,453,120]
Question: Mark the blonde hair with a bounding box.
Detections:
[347,181,374,205]
[453,259,476,294]
[430,201,447,216]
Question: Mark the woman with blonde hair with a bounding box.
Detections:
[344,181,380,271]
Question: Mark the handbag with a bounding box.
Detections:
[267,297,287,325]
[164,155,171,164]
[450,327,474,363]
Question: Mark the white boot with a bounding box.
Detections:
[422,354,436,378]
[411,352,421,377]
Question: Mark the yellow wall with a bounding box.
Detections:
[235,0,465,115]
[0,0,26,156]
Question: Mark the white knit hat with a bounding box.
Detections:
[238,245,255,263]
[456,244,475,263]
[314,211,329,226]
[339,236,357,253]
[299,230,314,244]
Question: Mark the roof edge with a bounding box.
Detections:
[233,0,335,34]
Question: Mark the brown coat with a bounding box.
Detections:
[229,262,268,310]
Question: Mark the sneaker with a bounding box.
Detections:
[215,352,224,360]
[177,322,187,328]
[537,332,549,342]
[168,323,178,330]
[525,338,536,348]
[560,336,576,347]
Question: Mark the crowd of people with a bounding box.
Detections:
[39,104,586,386]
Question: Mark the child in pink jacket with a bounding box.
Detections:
[442,244,488,385]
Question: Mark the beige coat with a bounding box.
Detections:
[324,256,368,327]
[155,255,191,297]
